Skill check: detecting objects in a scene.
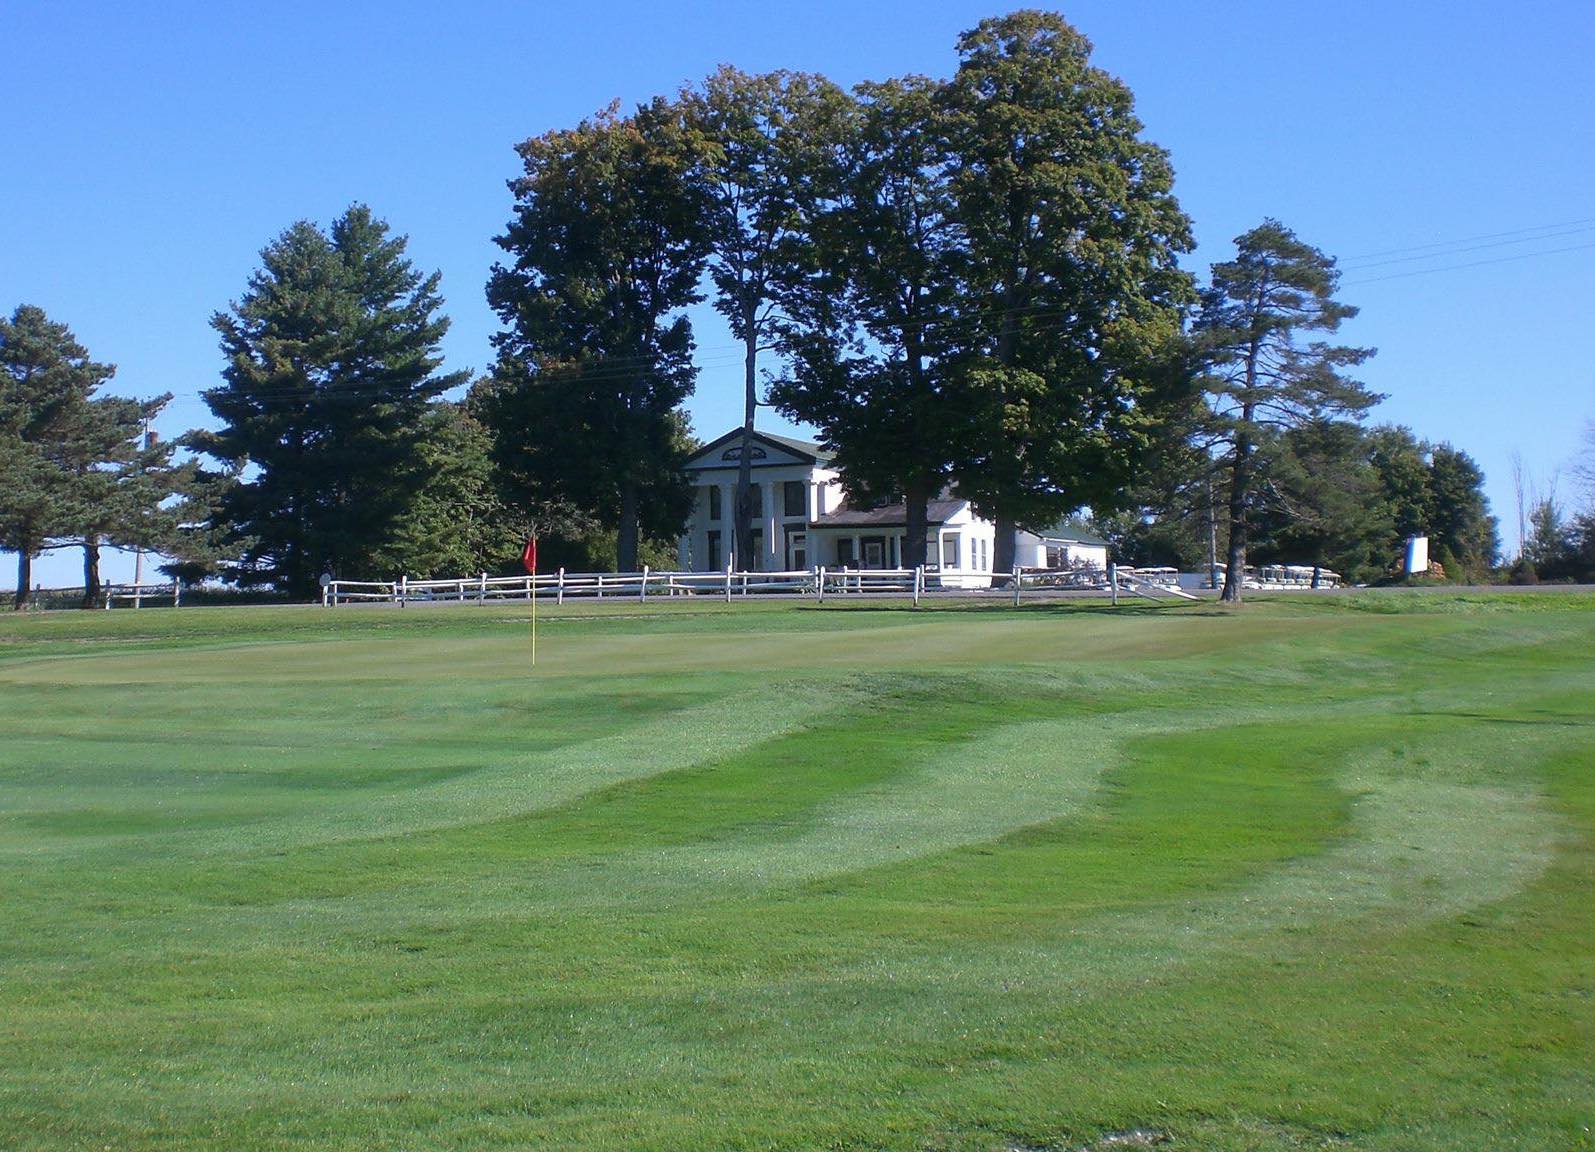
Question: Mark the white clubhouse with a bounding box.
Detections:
[676,428,1109,588]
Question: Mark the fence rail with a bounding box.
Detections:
[13,564,1216,612]
[104,581,182,608]
[321,564,1164,608]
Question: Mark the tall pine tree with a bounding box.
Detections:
[0,305,113,608]
[199,205,466,597]
[1193,219,1378,603]
[67,394,191,606]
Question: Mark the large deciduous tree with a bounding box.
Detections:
[486,100,708,571]
[941,10,1195,574]
[199,205,466,597]
[683,66,848,569]
[771,74,967,567]
[1193,219,1378,603]
[0,305,112,608]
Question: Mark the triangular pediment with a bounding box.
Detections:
[686,428,832,472]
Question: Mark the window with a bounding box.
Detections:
[836,538,855,567]
[783,481,807,518]
[708,486,722,521]
[748,484,762,516]
[749,528,764,571]
[942,534,961,569]
[706,531,721,572]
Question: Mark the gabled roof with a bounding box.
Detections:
[812,498,969,529]
[1032,518,1109,547]
[687,427,834,469]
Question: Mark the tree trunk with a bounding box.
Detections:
[81,537,102,608]
[617,480,640,573]
[733,324,757,572]
[992,516,1017,579]
[903,484,930,569]
[1221,336,1263,605]
[14,549,32,610]
[1221,442,1251,604]
[987,291,1022,583]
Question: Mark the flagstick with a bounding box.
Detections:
[531,537,538,667]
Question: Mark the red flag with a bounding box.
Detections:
[521,536,538,575]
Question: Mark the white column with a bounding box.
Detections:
[763,480,780,570]
[691,486,709,571]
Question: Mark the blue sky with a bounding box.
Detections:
[5,1,1593,587]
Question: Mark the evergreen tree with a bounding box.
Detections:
[1366,425,1433,542]
[368,401,512,579]
[1193,219,1378,603]
[198,205,466,597]
[65,394,192,606]
[1426,443,1497,578]
[940,10,1195,574]
[1256,420,1393,584]
[487,100,708,571]
[0,305,113,608]
[1522,497,1573,579]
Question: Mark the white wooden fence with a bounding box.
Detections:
[320,564,1191,608]
[104,581,182,608]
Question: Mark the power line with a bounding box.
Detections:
[1340,223,1595,271]
[1343,239,1595,285]
[1340,216,1595,263]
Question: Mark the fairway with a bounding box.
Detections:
[1,595,1592,1151]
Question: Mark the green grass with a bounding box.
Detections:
[0,594,1591,1151]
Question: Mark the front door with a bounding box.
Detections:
[787,531,808,571]
[864,539,885,569]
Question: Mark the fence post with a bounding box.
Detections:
[557,567,565,605]
[816,566,825,604]
[596,573,604,600]
[480,572,488,603]
[1011,565,1022,608]
[913,565,923,608]
[1108,562,1119,607]
[724,559,733,603]
[640,565,649,602]
[322,582,329,608]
